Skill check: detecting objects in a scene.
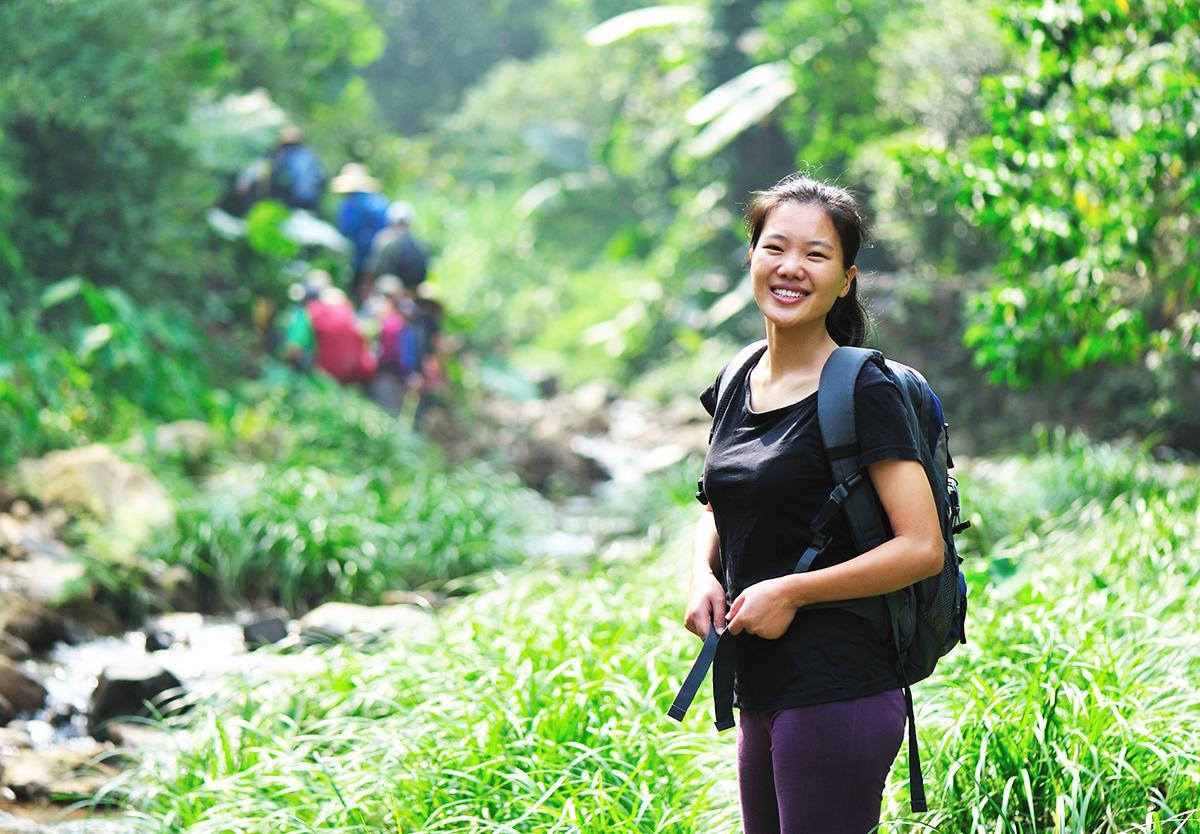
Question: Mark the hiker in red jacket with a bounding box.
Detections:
[282,270,376,385]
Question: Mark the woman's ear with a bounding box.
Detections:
[839,265,858,298]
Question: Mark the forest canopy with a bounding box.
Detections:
[0,0,1196,450]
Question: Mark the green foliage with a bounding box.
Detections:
[0,0,380,300]
[361,0,653,134]
[148,378,545,611]
[759,0,912,176]
[0,279,220,468]
[911,0,1200,385]
[901,438,1200,832]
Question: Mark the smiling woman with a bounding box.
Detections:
[682,173,943,833]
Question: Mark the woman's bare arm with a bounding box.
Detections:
[683,504,727,639]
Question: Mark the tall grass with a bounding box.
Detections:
[114,547,739,832]
[114,439,1199,832]
[146,378,546,611]
[883,437,1200,833]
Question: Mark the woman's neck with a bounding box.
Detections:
[761,320,839,380]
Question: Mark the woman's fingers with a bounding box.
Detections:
[684,599,714,639]
[726,595,745,634]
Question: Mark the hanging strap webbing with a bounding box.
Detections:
[903,683,926,812]
[666,626,721,724]
[666,470,867,729]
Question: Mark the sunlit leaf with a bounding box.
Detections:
[585,4,709,47]
[684,62,796,158]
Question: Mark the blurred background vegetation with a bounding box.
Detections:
[2,0,1196,459]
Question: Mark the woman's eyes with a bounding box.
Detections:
[761,244,828,259]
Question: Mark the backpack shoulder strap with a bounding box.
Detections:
[714,340,767,418]
[816,346,892,552]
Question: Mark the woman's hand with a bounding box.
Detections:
[727,577,801,640]
[684,571,728,640]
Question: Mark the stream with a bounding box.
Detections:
[0,396,705,831]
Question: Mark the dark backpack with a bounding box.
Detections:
[667,340,970,813]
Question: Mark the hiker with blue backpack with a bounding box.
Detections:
[331,163,391,301]
[268,125,327,212]
[671,174,968,833]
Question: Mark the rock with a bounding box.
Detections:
[53,598,123,638]
[0,816,49,833]
[145,563,194,612]
[0,508,71,561]
[104,722,168,750]
[122,420,217,462]
[1,555,86,607]
[1,744,118,805]
[298,602,432,644]
[0,633,30,663]
[0,661,46,715]
[152,420,217,461]
[142,629,172,653]
[0,725,32,750]
[15,444,174,547]
[88,661,186,739]
[0,601,69,654]
[565,381,614,435]
[242,613,289,649]
[380,589,446,608]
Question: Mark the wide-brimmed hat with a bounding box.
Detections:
[279,124,305,145]
[330,162,381,194]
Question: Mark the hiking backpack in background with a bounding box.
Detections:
[666,341,971,813]
[393,310,427,377]
[272,145,327,211]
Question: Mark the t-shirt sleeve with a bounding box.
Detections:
[854,364,921,467]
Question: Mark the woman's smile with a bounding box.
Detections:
[770,286,812,304]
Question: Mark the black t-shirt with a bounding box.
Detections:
[700,345,920,711]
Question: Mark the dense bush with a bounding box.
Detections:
[0,279,221,468]
[145,378,545,611]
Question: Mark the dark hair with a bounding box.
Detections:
[744,173,871,347]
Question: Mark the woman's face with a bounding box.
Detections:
[749,201,856,332]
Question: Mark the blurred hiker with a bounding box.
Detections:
[365,274,414,416]
[409,283,447,431]
[331,163,391,301]
[364,201,428,294]
[268,125,327,212]
[280,270,328,371]
[282,269,376,385]
[364,275,446,429]
[218,158,271,218]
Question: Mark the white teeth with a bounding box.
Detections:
[774,288,806,299]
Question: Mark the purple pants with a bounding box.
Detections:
[737,689,906,834]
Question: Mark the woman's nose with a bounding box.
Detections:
[777,250,804,277]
